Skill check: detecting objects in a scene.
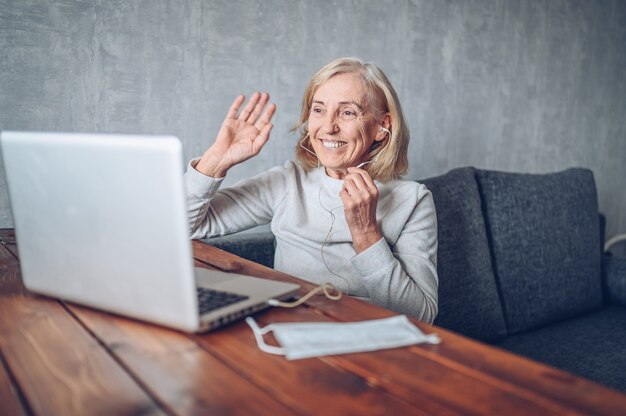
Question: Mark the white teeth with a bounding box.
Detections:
[322,141,345,148]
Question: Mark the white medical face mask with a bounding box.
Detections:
[245,315,440,360]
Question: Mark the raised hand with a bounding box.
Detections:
[340,167,383,253]
[196,92,276,178]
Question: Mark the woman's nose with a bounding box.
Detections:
[322,112,339,133]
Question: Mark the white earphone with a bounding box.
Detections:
[300,133,317,158]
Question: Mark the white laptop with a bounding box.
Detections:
[0,131,299,332]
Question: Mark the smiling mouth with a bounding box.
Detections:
[320,139,347,149]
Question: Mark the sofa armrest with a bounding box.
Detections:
[200,231,276,269]
[602,255,626,306]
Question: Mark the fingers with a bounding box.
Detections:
[343,167,378,197]
[235,92,270,123]
[340,168,381,251]
[254,102,276,131]
[227,92,276,129]
[252,123,273,152]
[340,170,379,220]
[238,91,263,122]
[226,95,246,119]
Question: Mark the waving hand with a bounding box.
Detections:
[196,92,276,178]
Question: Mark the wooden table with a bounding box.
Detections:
[1,228,625,415]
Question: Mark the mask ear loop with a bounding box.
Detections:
[245,317,286,355]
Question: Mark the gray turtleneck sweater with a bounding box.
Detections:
[185,160,438,323]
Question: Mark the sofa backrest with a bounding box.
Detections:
[421,167,507,342]
[475,168,603,335]
[202,231,276,268]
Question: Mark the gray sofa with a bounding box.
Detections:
[203,167,626,392]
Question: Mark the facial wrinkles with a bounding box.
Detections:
[307,73,380,175]
[312,102,367,142]
[315,125,370,175]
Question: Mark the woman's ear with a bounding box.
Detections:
[375,113,392,142]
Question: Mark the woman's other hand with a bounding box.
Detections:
[196,92,276,178]
[340,167,383,253]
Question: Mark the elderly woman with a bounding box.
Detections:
[185,58,438,323]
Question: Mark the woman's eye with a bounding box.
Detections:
[341,109,357,119]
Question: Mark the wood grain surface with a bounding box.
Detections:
[1,229,625,415]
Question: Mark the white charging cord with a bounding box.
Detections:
[268,282,342,308]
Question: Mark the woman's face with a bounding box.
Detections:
[307,73,384,179]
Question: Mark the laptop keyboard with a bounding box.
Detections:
[196,287,249,314]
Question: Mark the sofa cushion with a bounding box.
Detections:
[496,305,626,392]
[476,168,603,334]
[421,167,507,342]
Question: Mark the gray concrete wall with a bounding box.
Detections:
[1,0,625,240]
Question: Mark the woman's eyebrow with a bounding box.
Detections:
[339,100,363,109]
[312,99,363,109]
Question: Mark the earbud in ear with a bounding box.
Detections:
[379,126,391,136]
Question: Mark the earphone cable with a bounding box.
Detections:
[318,186,352,295]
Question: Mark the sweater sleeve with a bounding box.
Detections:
[185,159,292,239]
[350,188,438,323]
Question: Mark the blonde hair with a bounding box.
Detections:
[293,57,409,182]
